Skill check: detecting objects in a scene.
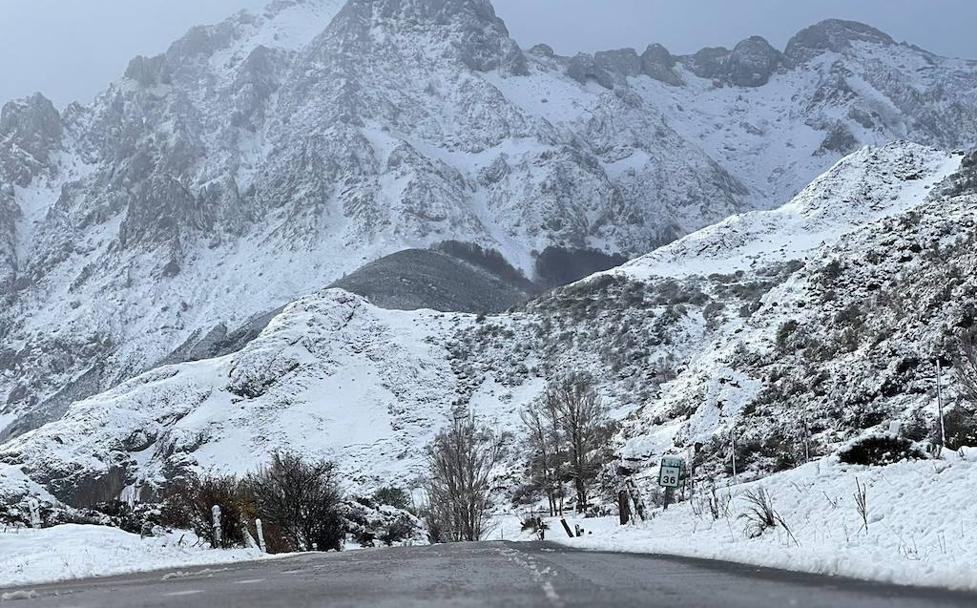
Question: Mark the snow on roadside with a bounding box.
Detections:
[542,455,977,591]
[0,524,267,589]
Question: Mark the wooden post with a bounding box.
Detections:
[618,490,631,525]
[560,518,574,538]
[731,432,737,480]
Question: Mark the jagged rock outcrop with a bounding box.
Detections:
[566,53,617,89]
[640,44,681,86]
[683,36,783,87]
[728,36,783,87]
[0,94,63,187]
[0,185,18,293]
[786,19,896,63]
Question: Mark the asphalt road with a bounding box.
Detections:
[2,541,975,607]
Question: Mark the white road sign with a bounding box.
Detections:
[658,457,684,488]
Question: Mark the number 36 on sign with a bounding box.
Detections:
[658,457,684,488]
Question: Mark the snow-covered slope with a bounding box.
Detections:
[0,525,266,588]
[3,142,973,507]
[3,1,977,448]
[551,453,977,591]
[615,143,961,279]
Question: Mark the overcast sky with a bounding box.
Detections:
[2,0,976,108]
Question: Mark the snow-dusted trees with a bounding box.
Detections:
[947,329,977,448]
[520,372,616,515]
[549,373,616,513]
[955,329,977,406]
[425,415,500,542]
[521,397,565,516]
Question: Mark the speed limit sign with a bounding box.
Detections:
[658,457,684,488]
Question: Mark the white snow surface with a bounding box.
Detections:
[613,143,962,279]
[544,455,977,592]
[0,525,266,589]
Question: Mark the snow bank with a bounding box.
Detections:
[0,525,266,588]
[544,456,977,591]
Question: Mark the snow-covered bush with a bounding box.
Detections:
[837,434,926,466]
[94,500,164,536]
[344,497,424,548]
[371,486,411,511]
[941,406,977,450]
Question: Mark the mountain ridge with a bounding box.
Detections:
[2,141,973,506]
[1,0,976,473]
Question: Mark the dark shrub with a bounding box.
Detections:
[838,434,926,466]
[372,486,411,511]
[246,453,345,552]
[379,512,420,546]
[775,320,799,352]
[94,500,163,536]
[161,473,249,548]
[942,406,977,450]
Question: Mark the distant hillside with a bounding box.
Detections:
[331,245,536,313]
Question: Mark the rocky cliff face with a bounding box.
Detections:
[1,0,976,460]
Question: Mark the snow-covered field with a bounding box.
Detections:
[534,453,977,591]
[0,525,267,589]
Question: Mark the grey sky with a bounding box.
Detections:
[2,0,976,108]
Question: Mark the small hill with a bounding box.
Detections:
[331,247,536,314]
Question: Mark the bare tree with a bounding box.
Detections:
[520,398,565,516]
[955,329,977,406]
[425,414,500,542]
[246,452,345,552]
[545,372,614,514]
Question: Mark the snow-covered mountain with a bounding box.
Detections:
[2,0,977,499]
[3,141,973,506]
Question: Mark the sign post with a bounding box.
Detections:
[658,457,684,510]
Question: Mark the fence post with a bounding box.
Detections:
[28,498,41,529]
[255,518,267,553]
[242,522,259,549]
[212,505,222,547]
[618,490,631,525]
[560,518,574,539]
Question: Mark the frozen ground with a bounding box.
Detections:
[511,452,977,591]
[0,524,267,589]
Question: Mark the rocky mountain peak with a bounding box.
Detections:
[728,36,783,86]
[0,93,63,187]
[683,36,783,87]
[324,0,525,74]
[785,19,896,63]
